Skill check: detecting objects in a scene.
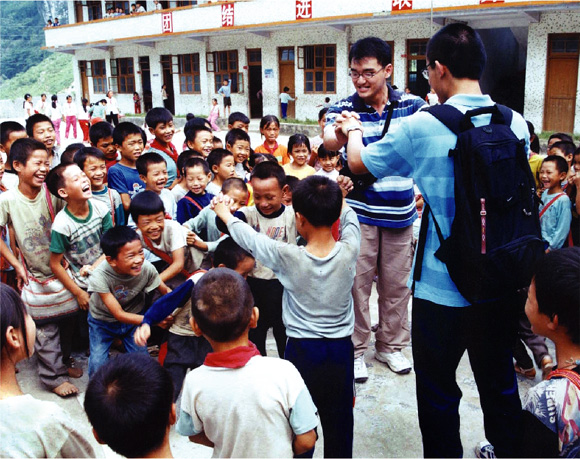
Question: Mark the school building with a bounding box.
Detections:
[44,0,580,134]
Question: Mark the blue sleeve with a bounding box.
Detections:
[547,198,572,251]
[107,167,128,195]
[142,279,194,325]
[114,201,125,226]
[289,387,319,435]
[176,408,202,436]
[176,199,190,224]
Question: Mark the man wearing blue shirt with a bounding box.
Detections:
[338,24,527,458]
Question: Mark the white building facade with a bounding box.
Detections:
[46,0,580,134]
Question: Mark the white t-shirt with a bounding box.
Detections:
[314,168,339,181]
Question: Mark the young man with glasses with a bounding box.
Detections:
[324,37,425,383]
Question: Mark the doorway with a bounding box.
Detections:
[139,56,152,112]
[406,39,429,100]
[78,61,89,101]
[247,49,263,119]
[544,34,579,133]
[160,55,175,114]
[278,47,295,119]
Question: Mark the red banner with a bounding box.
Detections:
[161,12,173,33]
[221,3,234,27]
[392,0,412,11]
[296,0,312,19]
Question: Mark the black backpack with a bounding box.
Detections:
[414,104,544,304]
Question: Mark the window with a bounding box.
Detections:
[178,53,201,93]
[406,39,429,99]
[110,58,135,94]
[92,60,107,94]
[211,50,239,93]
[301,45,336,93]
[87,1,103,20]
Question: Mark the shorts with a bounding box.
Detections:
[223,96,232,107]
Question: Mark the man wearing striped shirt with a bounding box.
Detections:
[325,37,425,382]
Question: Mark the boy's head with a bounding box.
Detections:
[190,268,257,343]
[228,112,250,132]
[225,129,251,165]
[317,145,340,173]
[282,175,300,206]
[213,238,255,279]
[84,353,175,459]
[60,143,86,165]
[176,149,203,178]
[283,86,290,92]
[184,121,213,157]
[74,147,107,191]
[145,107,174,146]
[207,149,235,182]
[183,157,211,195]
[213,136,223,150]
[26,114,55,152]
[136,152,168,193]
[526,247,580,345]
[250,161,288,215]
[222,79,229,86]
[292,175,342,228]
[100,226,144,276]
[46,163,92,202]
[548,140,576,165]
[10,138,49,189]
[221,177,248,212]
[113,122,146,163]
[130,191,166,242]
[548,132,574,149]
[287,134,310,167]
[540,155,568,191]
[0,121,27,159]
[317,107,329,130]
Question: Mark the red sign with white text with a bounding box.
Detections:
[392,0,412,11]
[221,3,234,27]
[480,0,505,3]
[296,0,312,19]
[162,12,173,33]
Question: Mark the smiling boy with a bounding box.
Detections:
[145,107,178,187]
[137,152,176,220]
[184,121,213,158]
[26,114,60,169]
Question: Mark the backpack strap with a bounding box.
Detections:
[539,193,567,219]
[44,184,55,222]
[142,236,191,278]
[426,103,514,136]
[183,195,204,212]
[107,189,115,226]
[412,203,445,283]
[547,369,580,391]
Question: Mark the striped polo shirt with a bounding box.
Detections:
[325,86,426,228]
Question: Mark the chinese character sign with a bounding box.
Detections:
[392,0,412,10]
[221,3,234,27]
[480,0,505,3]
[296,0,312,20]
[162,12,173,33]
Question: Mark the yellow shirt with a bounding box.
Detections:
[283,163,316,180]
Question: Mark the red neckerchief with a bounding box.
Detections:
[204,342,261,369]
[150,139,179,164]
[262,141,279,155]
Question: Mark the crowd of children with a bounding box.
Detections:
[1,102,579,458]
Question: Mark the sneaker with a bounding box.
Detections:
[375,350,412,374]
[514,363,536,379]
[354,355,368,383]
[475,441,496,458]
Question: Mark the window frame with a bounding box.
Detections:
[91,59,107,94]
[299,44,336,94]
[110,57,135,94]
[178,53,201,94]
[208,50,242,94]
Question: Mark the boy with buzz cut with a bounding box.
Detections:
[89,121,118,170]
[176,157,214,224]
[136,152,176,220]
[176,268,319,457]
[228,111,250,132]
[87,225,171,376]
[0,121,27,190]
[144,107,178,187]
[84,353,176,459]
[214,175,360,458]
[26,113,60,169]
[184,121,213,158]
[226,128,251,181]
[206,148,235,195]
[107,122,146,214]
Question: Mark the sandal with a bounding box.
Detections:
[514,364,536,379]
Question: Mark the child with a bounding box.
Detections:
[74,147,125,226]
[539,156,572,252]
[214,175,360,458]
[279,86,296,120]
[314,145,340,180]
[183,120,213,158]
[549,141,576,190]
[0,121,27,190]
[144,107,178,187]
[0,284,95,458]
[310,107,328,151]
[133,91,142,114]
[548,132,574,149]
[136,152,176,220]
[175,268,318,457]
[89,99,107,124]
[255,115,290,165]
[283,134,316,180]
[225,128,251,181]
[208,98,220,131]
[217,78,232,118]
[26,113,60,168]
[86,225,170,376]
[0,138,79,397]
[171,149,200,203]
[0,159,16,289]
[89,121,118,169]
[568,148,580,246]
[228,111,250,132]
[63,95,78,140]
[176,157,213,224]
[84,353,174,458]
[206,148,235,195]
[60,142,85,165]
[107,122,146,214]
[23,93,34,119]
[283,174,299,207]
[212,136,223,150]
[48,95,62,147]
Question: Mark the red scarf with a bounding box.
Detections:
[262,141,279,155]
[150,139,178,164]
[204,342,261,369]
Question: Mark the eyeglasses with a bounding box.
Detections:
[348,67,385,80]
[422,62,436,80]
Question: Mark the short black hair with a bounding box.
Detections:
[318,107,329,122]
[183,157,210,176]
[191,268,254,342]
[101,226,141,259]
[177,149,203,176]
[533,247,580,345]
[228,112,250,126]
[113,122,146,146]
[550,140,576,158]
[207,148,234,171]
[74,146,106,170]
[145,107,173,130]
[221,177,248,196]
[259,115,280,130]
[136,152,166,176]
[184,120,212,143]
[89,121,114,146]
[251,153,278,167]
[284,175,300,193]
[250,161,286,189]
[225,128,251,147]
[0,283,31,359]
[60,143,86,165]
[25,114,53,138]
[84,354,174,458]
[542,155,569,175]
[548,132,574,145]
[292,175,342,227]
[9,138,47,169]
[0,121,25,146]
[349,36,392,67]
[130,190,165,223]
[288,133,310,154]
[213,238,254,270]
[283,86,290,92]
[45,163,74,197]
[317,145,339,159]
[426,23,486,80]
